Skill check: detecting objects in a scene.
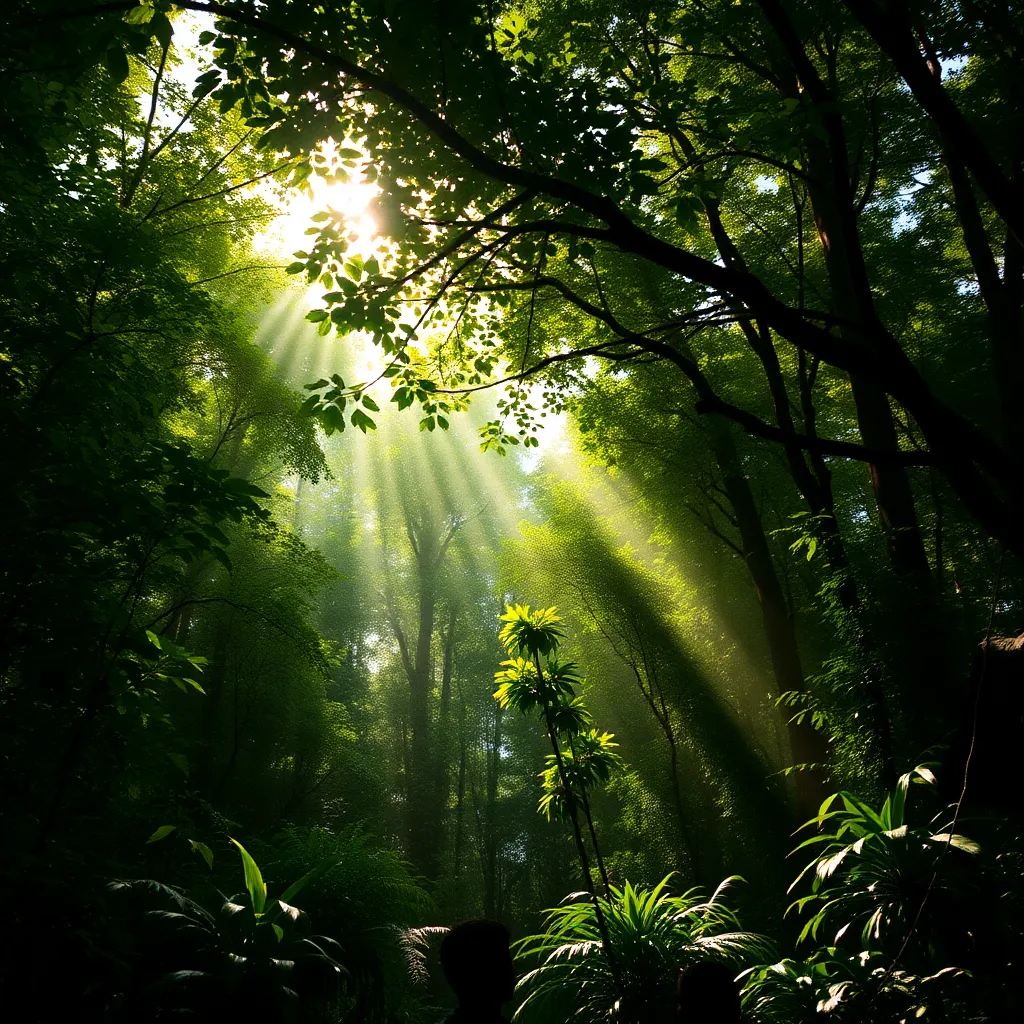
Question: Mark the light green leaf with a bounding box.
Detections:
[124,3,155,26]
[146,824,176,844]
[231,838,267,913]
[190,840,214,870]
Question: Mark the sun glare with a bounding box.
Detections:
[263,157,381,262]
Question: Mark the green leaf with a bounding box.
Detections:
[147,825,177,844]
[168,752,189,775]
[305,309,329,322]
[351,408,376,432]
[279,853,342,903]
[285,262,306,275]
[321,404,346,435]
[190,840,214,870]
[124,3,155,26]
[230,838,267,914]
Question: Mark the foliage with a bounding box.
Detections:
[514,875,772,1024]
[787,765,981,956]
[108,839,350,1022]
[740,949,975,1024]
[495,656,586,726]
[739,766,1015,1023]
[269,826,438,1021]
[538,730,624,822]
[500,604,568,660]
[158,0,1024,571]
[2,3,1024,1021]
[494,605,624,890]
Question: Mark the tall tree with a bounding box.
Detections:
[124,0,1023,563]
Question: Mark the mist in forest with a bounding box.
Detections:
[2,3,1022,1023]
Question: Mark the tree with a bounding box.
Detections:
[61,0,1015,796]
[109,0,1022,563]
[494,604,625,989]
[386,496,465,878]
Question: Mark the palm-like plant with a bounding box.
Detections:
[494,610,605,892]
[539,728,624,892]
[494,655,581,715]
[538,729,624,821]
[514,876,773,1024]
[499,603,567,658]
[494,603,623,991]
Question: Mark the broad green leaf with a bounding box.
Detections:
[124,3,155,26]
[147,824,177,844]
[231,837,267,914]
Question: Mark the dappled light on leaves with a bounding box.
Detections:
[2,2,1023,1023]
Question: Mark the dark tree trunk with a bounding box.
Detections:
[390,506,462,880]
[701,197,896,780]
[706,418,829,812]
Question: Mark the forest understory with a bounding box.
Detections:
[1,2,1022,1022]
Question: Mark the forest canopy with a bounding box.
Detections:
[1,1,1022,1022]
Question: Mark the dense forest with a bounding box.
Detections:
[1,1,1022,1021]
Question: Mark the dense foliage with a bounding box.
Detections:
[2,2,1023,1022]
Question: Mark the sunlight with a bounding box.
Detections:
[261,164,380,261]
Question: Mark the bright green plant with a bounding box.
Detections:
[494,604,622,991]
[739,950,973,1024]
[499,604,567,660]
[515,875,772,1024]
[494,609,624,888]
[787,766,980,955]
[494,606,608,890]
[739,766,992,1022]
[538,729,624,822]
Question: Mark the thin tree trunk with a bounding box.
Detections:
[535,654,622,994]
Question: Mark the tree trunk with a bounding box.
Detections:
[706,417,829,812]
[391,506,462,880]
[799,131,931,577]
